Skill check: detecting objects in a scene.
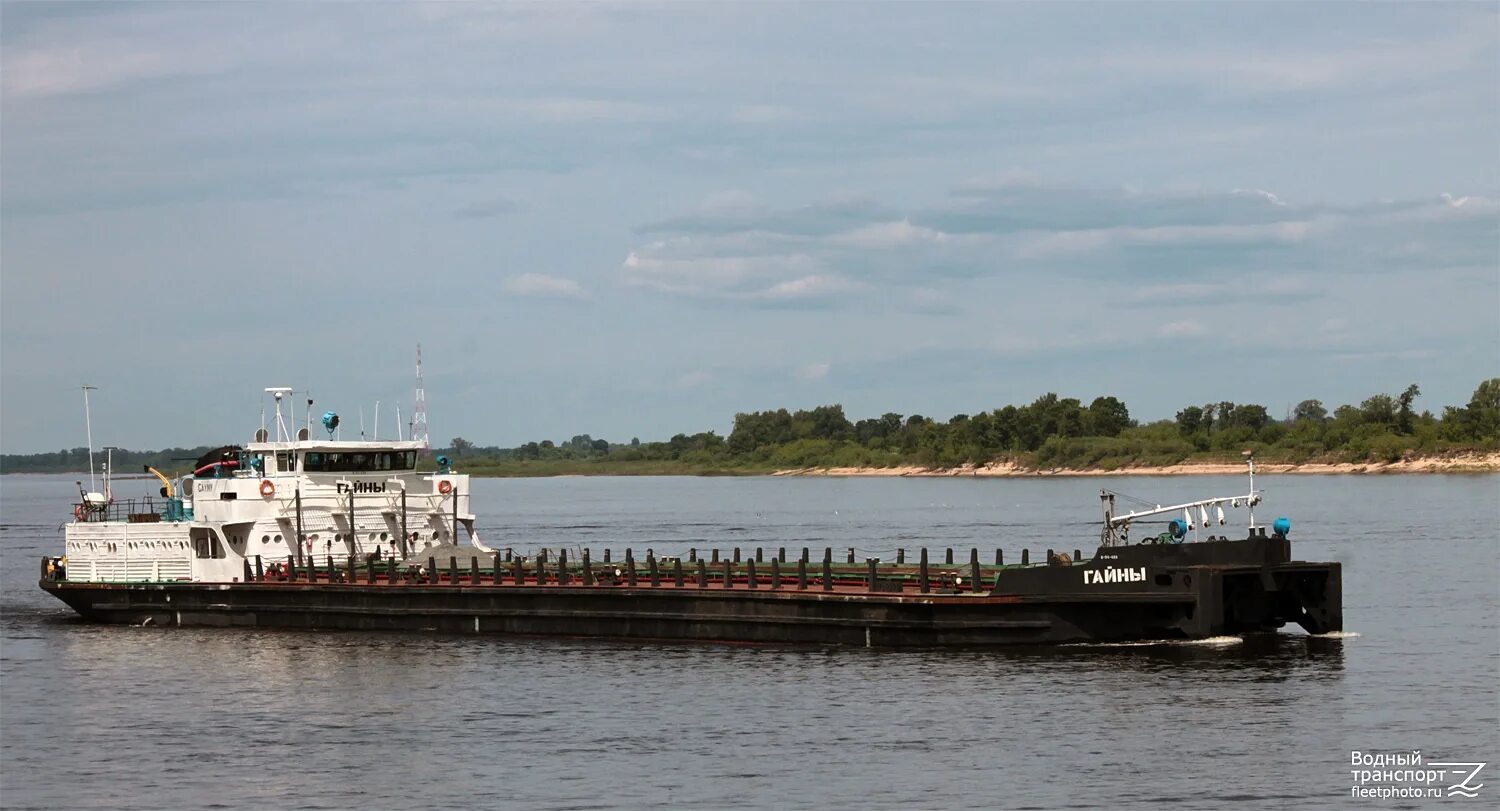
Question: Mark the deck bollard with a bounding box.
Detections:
[897,549,905,564]
[582,549,593,585]
[349,555,358,584]
[428,557,437,584]
[243,559,253,582]
[755,547,763,563]
[603,548,611,563]
[747,559,757,589]
[673,558,684,588]
[470,556,480,586]
[801,547,810,563]
[822,557,833,592]
[287,555,295,582]
[846,548,855,564]
[697,559,708,588]
[369,557,378,584]
[711,549,720,564]
[689,548,697,563]
[1074,549,1082,562]
[866,558,877,591]
[733,548,741,564]
[797,558,807,590]
[648,552,659,587]
[388,556,397,584]
[723,560,733,589]
[945,548,954,565]
[535,554,546,585]
[778,547,786,562]
[449,556,458,585]
[919,548,930,594]
[1022,549,1030,565]
[492,552,503,584]
[771,558,781,589]
[969,549,981,593]
[626,550,637,587]
[254,555,264,582]
[1047,549,1055,564]
[328,555,337,582]
[512,557,524,585]
[996,549,1003,565]
[558,550,569,585]
[504,548,512,563]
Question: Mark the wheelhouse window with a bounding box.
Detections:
[303,451,417,472]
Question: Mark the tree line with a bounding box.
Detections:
[446,378,1499,472]
[5,379,1497,475]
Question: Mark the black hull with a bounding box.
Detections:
[40,538,1341,646]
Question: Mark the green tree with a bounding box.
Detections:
[450,437,474,457]
[1293,399,1327,422]
[1396,384,1420,434]
[1360,394,1397,425]
[1176,406,1203,437]
[1086,396,1132,437]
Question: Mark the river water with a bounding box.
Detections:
[2,473,1496,809]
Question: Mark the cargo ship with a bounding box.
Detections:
[40,388,1342,646]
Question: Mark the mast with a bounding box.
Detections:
[81,385,98,493]
[411,344,429,451]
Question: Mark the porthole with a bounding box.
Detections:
[274,534,283,543]
[262,535,270,543]
[380,532,388,541]
[368,533,376,542]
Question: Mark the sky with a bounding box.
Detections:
[2,1,1497,454]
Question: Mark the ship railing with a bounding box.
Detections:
[71,496,178,524]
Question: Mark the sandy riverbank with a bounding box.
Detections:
[775,451,1500,477]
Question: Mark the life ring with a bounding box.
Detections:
[438,480,453,495]
[259,480,276,498]
[74,504,84,520]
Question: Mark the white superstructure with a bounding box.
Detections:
[61,387,483,583]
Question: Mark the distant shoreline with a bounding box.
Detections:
[6,452,1495,479]
[773,452,1500,477]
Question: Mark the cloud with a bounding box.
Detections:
[621,249,830,299]
[800,362,831,381]
[1156,320,1208,339]
[755,274,852,301]
[501,273,586,298]
[676,370,712,389]
[826,219,951,249]
[623,181,1497,315]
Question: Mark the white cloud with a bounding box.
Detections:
[827,220,950,249]
[799,362,831,381]
[1156,320,1207,339]
[755,274,852,301]
[1016,220,1317,258]
[621,251,827,298]
[501,273,586,298]
[676,370,712,389]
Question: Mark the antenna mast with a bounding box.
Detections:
[412,344,429,450]
[81,385,98,493]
